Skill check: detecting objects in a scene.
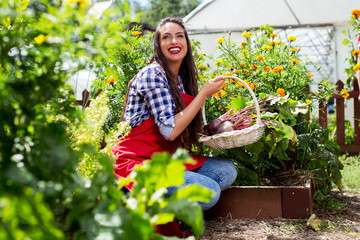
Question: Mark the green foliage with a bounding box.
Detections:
[342,10,360,86]
[90,20,154,134]
[340,154,360,193]
[0,1,208,239]
[197,25,342,203]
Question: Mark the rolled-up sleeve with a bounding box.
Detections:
[137,68,176,140]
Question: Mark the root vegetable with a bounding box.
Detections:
[216,121,234,134]
[208,118,222,133]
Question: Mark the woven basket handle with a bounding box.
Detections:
[202,76,262,126]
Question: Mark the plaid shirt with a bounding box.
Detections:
[124,63,186,139]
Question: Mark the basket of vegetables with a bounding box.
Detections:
[199,76,266,150]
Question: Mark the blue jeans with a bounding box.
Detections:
[166,157,237,210]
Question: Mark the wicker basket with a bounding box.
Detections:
[198,76,266,150]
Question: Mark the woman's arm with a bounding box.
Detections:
[168,76,224,141]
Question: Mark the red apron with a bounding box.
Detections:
[112,93,207,186]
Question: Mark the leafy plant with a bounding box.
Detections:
[0,1,209,239]
[342,9,360,86]
[196,25,342,203]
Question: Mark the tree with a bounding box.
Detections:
[140,0,200,26]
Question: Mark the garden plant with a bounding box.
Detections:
[197,25,345,205]
[0,1,210,239]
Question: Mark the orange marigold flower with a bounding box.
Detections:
[132,31,142,36]
[234,69,241,74]
[273,66,283,73]
[276,88,285,97]
[352,50,360,57]
[224,73,232,76]
[340,89,349,99]
[268,41,276,46]
[257,55,265,62]
[351,9,360,18]
[290,48,298,52]
[199,64,207,69]
[221,82,227,88]
[228,79,234,84]
[240,63,246,67]
[106,77,115,84]
[269,33,277,38]
[250,64,258,69]
[212,90,227,100]
[290,59,300,64]
[307,72,314,78]
[264,66,271,72]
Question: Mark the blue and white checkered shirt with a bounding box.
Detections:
[124,62,186,140]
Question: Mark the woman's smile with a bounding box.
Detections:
[159,22,187,66]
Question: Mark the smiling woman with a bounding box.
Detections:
[111,16,237,238]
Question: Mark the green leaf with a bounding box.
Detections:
[170,184,213,203]
[229,96,246,112]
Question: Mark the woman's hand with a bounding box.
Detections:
[200,76,225,98]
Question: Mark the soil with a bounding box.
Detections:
[199,172,360,240]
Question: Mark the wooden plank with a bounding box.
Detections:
[336,80,345,146]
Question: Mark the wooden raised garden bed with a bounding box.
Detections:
[208,173,314,220]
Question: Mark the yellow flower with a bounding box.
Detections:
[226,65,232,69]
[353,63,360,71]
[106,77,115,84]
[352,50,360,57]
[307,72,314,78]
[257,55,265,62]
[290,59,300,64]
[34,34,48,45]
[214,59,223,67]
[290,48,298,52]
[340,89,349,99]
[276,88,285,97]
[351,9,360,18]
[288,35,296,42]
[306,99,312,105]
[261,45,271,51]
[65,0,90,10]
[273,66,283,73]
[199,64,207,69]
[132,31,142,36]
[242,30,252,39]
[217,37,225,44]
[241,50,248,54]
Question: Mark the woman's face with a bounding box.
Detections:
[158,22,188,66]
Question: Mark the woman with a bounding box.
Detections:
[111,17,237,237]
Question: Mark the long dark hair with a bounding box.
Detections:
[123,17,202,152]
